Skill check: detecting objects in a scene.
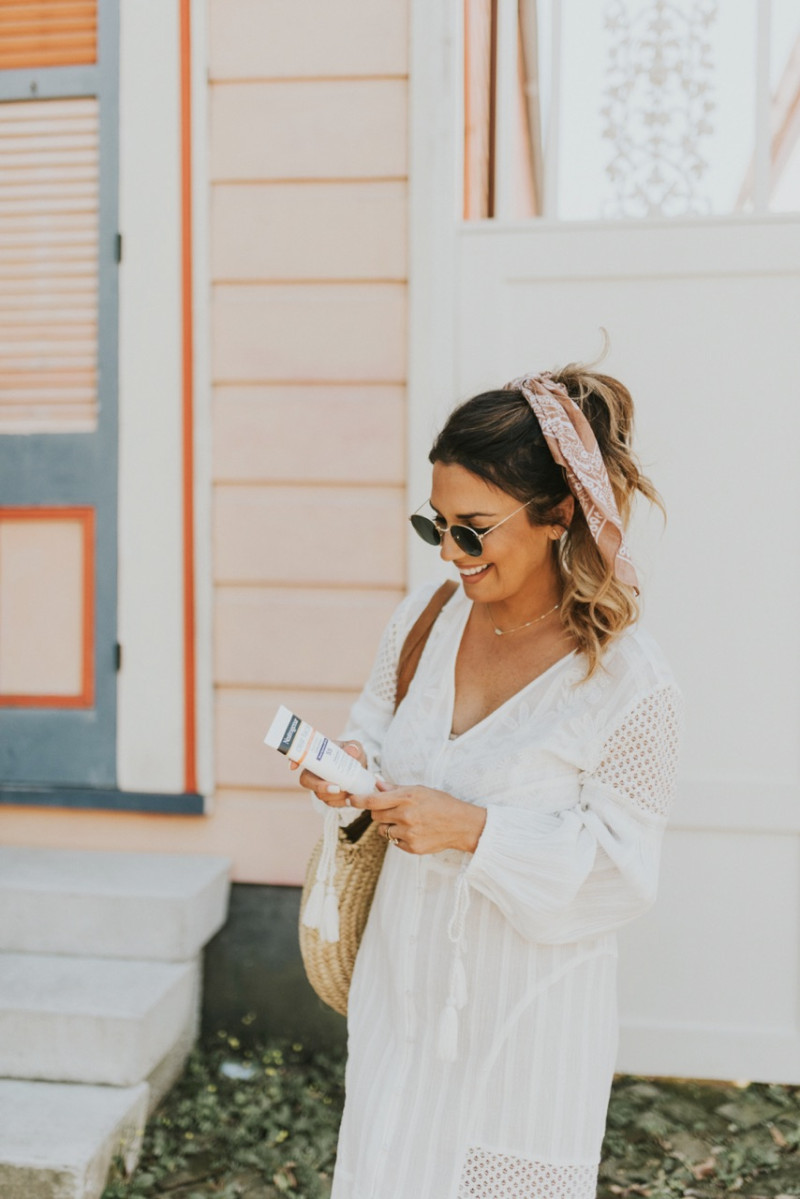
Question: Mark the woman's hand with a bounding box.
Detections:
[291,740,367,808]
[351,783,487,855]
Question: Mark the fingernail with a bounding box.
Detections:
[327,784,341,795]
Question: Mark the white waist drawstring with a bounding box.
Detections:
[301,808,341,943]
[437,864,471,1062]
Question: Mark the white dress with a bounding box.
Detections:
[329,582,682,1199]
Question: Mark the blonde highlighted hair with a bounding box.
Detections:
[429,363,662,676]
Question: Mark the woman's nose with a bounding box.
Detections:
[439,529,459,562]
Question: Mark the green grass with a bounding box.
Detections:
[103,1035,800,1199]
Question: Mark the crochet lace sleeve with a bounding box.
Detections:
[465,683,683,944]
[591,684,682,821]
[339,582,440,774]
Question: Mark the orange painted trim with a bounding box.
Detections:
[180,0,197,794]
[0,506,95,709]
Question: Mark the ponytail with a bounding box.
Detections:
[550,364,663,675]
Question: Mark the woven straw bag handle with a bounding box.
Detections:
[343,580,458,845]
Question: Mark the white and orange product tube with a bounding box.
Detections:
[264,704,378,798]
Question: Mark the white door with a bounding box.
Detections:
[409,0,800,1083]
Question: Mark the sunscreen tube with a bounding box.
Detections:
[264,704,378,798]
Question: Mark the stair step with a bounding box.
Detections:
[0,953,198,1086]
[0,848,230,960]
[0,1078,148,1199]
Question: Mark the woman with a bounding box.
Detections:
[297,366,681,1199]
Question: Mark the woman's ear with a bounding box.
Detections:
[549,495,575,537]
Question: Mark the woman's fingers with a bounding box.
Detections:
[291,739,366,806]
[356,783,402,811]
[295,767,350,805]
[340,740,368,768]
[297,767,324,791]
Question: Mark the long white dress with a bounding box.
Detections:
[329,582,682,1199]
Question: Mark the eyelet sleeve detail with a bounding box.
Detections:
[592,684,683,821]
[465,677,683,944]
[458,1148,597,1199]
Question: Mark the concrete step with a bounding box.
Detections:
[0,848,230,960]
[0,953,198,1086]
[0,1078,148,1199]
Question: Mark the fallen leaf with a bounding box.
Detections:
[716,1097,783,1129]
[769,1124,789,1148]
[670,1130,713,1164]
[691,1156,717,1180]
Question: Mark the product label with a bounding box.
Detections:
[314,738,329,762]
[278,714,301,755]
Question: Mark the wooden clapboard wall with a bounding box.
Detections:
[208,0,410,881]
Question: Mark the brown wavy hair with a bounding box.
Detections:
[428,365,663,675]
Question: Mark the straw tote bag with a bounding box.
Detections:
[299,580,457,1015]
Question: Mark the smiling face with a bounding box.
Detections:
[429,461,570,605]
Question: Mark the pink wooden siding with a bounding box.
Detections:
[212,384,405,484]
[207,0,408,80]
[209,0,410,882]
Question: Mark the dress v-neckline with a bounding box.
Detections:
[445,595,577,741]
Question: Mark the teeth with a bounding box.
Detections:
[460,563,488,576]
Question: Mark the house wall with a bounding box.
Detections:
[0,0,411,886]
[208,0,410,881]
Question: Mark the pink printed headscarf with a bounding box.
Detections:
[504,372,639,592]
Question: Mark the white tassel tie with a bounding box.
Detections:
[437,866,471,1062]
[302,809,341,943]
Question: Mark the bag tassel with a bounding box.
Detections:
[321,882,340,942]
[302,809,341,942]
[302,878,325,931]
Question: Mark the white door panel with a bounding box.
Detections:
[454,218,800,1081]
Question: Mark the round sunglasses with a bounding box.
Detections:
[409,500,533,557]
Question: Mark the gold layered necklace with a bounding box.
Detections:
[485,600,560,636]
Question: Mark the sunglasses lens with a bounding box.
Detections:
[409,514,442,546]
[450,526,483,557]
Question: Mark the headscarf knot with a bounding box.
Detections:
[504,372,639,592]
